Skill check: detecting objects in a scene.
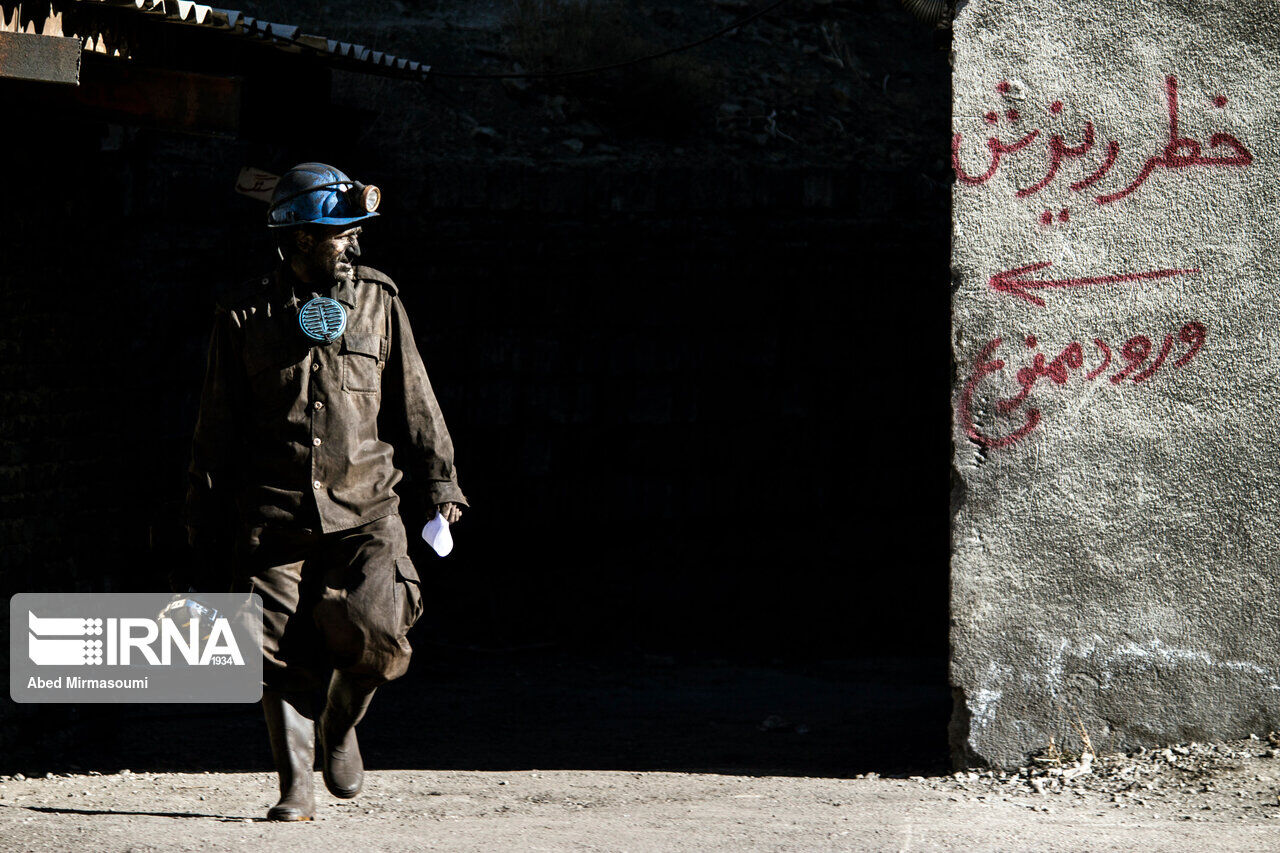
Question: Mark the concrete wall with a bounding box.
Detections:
[951,0,1280,767]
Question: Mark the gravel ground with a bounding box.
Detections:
[9,658,1278,850]
[930,734,1280,821]
[3,759,1280,852]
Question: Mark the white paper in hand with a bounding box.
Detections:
[421,511,454,557]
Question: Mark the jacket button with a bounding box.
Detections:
[311,362,320,372]
[313,400,324,411]
[312,480,322,490]
[313,437,322,446]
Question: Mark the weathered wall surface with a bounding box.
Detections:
[951,0,1280,767]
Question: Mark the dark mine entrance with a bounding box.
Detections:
[1,3,951,779]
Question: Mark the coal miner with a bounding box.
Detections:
[184,163,468,821]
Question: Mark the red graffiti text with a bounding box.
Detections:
[959,321,1207,450]
[952,75,1252,223]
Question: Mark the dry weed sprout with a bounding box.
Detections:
[1075,714,1097,759]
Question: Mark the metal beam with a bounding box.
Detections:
[76,64,242,135]
[0,31,82,85]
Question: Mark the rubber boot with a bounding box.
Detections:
[318,671,377,799]
[262,689,316,821]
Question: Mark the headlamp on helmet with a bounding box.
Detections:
[356,184,380,213]
[266,163,382,229]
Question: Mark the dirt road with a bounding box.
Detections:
[4,764,1280,852]
[6,655,1280,850]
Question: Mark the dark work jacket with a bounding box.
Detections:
[184,263,467,552]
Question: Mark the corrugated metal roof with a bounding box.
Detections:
[13,1,432,79]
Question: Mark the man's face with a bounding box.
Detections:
[295,225,362,287]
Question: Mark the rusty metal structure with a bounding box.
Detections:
[0,0,433,137]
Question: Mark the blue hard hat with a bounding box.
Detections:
[266,162,381,229]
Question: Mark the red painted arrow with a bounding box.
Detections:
[988,261,1200,307]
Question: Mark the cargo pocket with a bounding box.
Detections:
[341,332,385,394]
[394,555,424,631]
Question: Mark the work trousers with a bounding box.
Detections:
[235,512,424,692]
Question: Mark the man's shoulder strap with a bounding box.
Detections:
[355,265,399,296]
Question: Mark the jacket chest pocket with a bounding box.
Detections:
[341,332,386,394]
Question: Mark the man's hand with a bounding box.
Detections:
[437,502,463,524]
